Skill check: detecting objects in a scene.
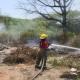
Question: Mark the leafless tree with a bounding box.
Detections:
[19,0,73,43]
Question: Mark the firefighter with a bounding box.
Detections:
[35,33,49,70]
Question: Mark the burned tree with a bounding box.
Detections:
[19,0,73,43]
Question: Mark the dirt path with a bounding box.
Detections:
[0,64,70,80]
[35,68,68,80]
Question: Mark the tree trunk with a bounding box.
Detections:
[61,1,68,44]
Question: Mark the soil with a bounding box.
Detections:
[0,63,70,80]
[0,47,79,80]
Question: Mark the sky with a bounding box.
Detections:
[0,0,80,19]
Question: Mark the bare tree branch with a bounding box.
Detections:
[37,11,62,23]
[37,0,54,7]
[66,0,73,7]
[18,0,73,32]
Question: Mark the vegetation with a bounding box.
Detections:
[19,0,74,44]
[3,46,37,64]
[0,10,80,46]
[0,15,61,43]
[0,1,80,80]
[48,55,80,69]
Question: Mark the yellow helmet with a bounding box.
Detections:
[40,33,48,39]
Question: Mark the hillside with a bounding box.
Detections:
[0,11,80,44]
[0,15,60,41]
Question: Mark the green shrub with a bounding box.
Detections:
[20,30,36,42]
[0,32,11,44]
[67,32,75,37]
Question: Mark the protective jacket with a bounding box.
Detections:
[40,39,48,49]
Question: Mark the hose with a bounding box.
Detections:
[31,58,45,80]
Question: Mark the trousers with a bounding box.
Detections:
[35,48,48,68]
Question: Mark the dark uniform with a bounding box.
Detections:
[35,39,49,69]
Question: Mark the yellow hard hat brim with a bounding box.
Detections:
[40,34,48,39]
[40,37,45,39]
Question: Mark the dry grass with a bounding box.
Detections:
[3,46,38,64]
[48,54,80,69]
